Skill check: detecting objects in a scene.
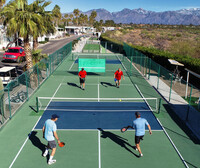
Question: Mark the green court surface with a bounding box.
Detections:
[0,51,200,168]
[11,131,183,168]
[83,44,100,51]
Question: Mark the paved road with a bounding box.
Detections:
[0,35,79,69]
[39,35,79,55]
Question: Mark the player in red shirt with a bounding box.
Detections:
[114,68,125,88]
[78,68,87,90]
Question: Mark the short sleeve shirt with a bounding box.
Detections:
[133,118,149,136]
[44,119,57,141]
[114,71,123,80]
[78,70,87,78]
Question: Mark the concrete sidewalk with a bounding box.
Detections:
[148,75,200,139]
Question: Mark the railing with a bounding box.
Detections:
[0,42,72,129]
[123,42,200,138]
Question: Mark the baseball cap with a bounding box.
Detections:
[135,112,141,116]
[52,114,59,119]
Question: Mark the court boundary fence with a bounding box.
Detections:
[123,42,200,139]
[0,42,72,129]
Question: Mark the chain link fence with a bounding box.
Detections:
[0,42,72,128]
[123,42,200,138]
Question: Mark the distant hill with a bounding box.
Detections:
[66,8,200,25]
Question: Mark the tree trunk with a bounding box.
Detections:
[33,37,38,50]
[24,36,33,69]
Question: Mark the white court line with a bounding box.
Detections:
[134,84,155,112]
[37,109,153,112]
[69,60,76,70]
[98,130,101,168]
[61,83,134,86]
[9,83,63,168]
[9,116,42,168]
[134,84,188,167]
[157,119,189,168]
[34,129,163,131]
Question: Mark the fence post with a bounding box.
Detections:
[1,93,4,123]
[157,65,160,89]
[189,85,193,105]
[7,85,12,119]
[148,58,151,80]
[145,57,148,77]
[158,98,162,114]
[36,97,39,113]
[130,56,133,75]
[36,64,40,87]
[25,72,29,101]
[49,56,52,74]
[186,85,193,122]
[169,74,173,102]
[140,54,142,72]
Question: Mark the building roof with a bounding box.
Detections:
[0,66,16,73]
[168,59,184,66]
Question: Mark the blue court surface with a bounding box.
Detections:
[35,102,162,130]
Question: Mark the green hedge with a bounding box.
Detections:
[101,34,200,74]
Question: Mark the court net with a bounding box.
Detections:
[72,53,124,61]
[86,40,100,45]
[36,97,160,113]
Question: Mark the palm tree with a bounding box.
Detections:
[30,0,54,50]
[89,11,97,26]
[73,8,80,25]
[84,14,88,25]
[0,0,6,9]
[52,5,62,27]
[1,0,43,69]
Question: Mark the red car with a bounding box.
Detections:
[3,47,25,62]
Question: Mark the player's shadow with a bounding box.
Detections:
[28,131,47,157]
[100,82,115,87]
[67,82,81,89]
[98,128,139,157]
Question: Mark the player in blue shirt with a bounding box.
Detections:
[127,112,152,157]
[42,114,60,165]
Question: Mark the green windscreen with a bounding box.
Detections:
[78,58,105,72]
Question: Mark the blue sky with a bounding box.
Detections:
[11,0,200,13]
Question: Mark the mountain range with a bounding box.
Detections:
[70,8,200,25]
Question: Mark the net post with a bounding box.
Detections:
[36,97,39,113]
[158,98,162,114]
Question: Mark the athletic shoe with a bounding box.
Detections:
[48,159,56,165]
[139,153,143,157]
[43,150,48,157]
[133,146,138,151]
[82,88,85,90]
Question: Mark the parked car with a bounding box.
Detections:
[0,66,19,91]
[3,47,25,63]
